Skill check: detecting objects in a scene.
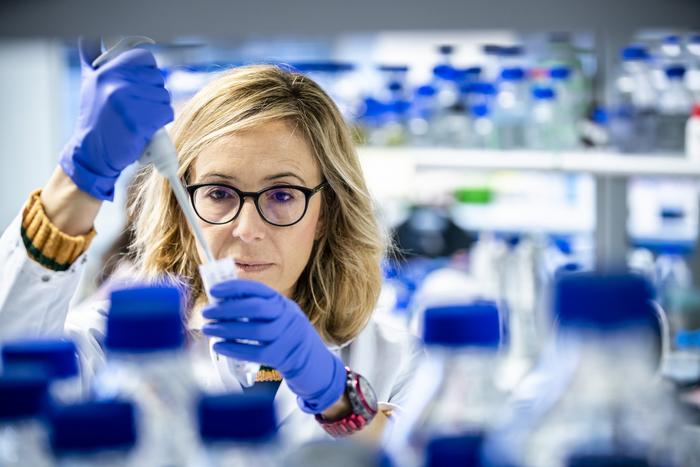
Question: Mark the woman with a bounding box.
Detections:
[0,40,421,442]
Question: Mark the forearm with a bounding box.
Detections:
[41,166,102,236]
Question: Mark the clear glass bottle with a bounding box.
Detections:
[391,301,504,466]
[657,65,693,153]
[93,285,200,466]
[0,372,52,467]
[528,86,559,151]
[493,67,529,149]
[516,273,686,467]
[610,45,658,153]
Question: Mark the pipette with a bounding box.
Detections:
[92,37,260,387]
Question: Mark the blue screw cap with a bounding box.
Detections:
[199,393,277,443]
[423,301,501,348]
[2,338,78,380]
[106,285,184,353]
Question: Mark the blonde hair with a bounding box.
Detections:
[128,65,385,345]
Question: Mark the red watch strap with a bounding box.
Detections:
[315,412,369,438]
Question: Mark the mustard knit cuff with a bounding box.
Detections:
[256,367,283,382]
[21,189,96,271]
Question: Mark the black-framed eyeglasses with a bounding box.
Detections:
[186,181,329,227]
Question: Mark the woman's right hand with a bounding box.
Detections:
[58,38,174,202]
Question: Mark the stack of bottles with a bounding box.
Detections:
[159,33,700,154]
[610,35,700,155]
[2,264,700,465]
[0,284,294,467]
[357,43,587,151]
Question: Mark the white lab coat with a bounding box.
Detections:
[0,211,423,444]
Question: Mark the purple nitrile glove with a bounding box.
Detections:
[59,38,174,201]
[202,279,346,414]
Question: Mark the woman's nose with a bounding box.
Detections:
[230,198,266,242]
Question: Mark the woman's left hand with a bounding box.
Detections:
[202,279,346,414]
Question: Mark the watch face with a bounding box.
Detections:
[357,374,378,412]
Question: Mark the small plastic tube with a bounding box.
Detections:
[199,258,261,387]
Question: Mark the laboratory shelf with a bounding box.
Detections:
[358,147,700,178]
[357,147,700,268]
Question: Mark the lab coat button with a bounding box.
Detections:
[41,275,50,282]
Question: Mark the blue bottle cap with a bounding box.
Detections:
[290,62,355,73]
[482,44,503,56]
[633,239,694,256]
[433,64,459,81]
[660,206,685,220]
[566,453,651,467]
[471,104,490,118]
[532,86,556,100]
[554,272,655,331]
[425,432,484,467]
[438,45,455,55]
[592,107,609,125]
[496,232,523,248]
[464,66,483,77]
[469,82,498,95]
[2,338,79,380]
[416,85,437,97]
[621,45,650,61]
[500,45,525,57]
[199,393,277,443]
[555,262,583,276]
[550,66,571,80]
[377,65,409,73]
[0,372,49,420]
[500,67,526,81]
[388,99,411,115]
[361,97,387,119]
[551,235,573,255]
[663,35,681,44]
[388,81,403,92]
[691,35,700,44]
[422,301,501,348]
[665,65,686,78]
[49,400,136,455]
[106,285,184,353]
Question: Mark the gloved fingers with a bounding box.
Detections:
[78,37,103,70]
[110,96,173,135]
[202,296,282,321]
[121,84,172,105]
[202,318,287,343]
[128,102,174,130]
[114,66,168,87]
[103,48,158,71]
[210,279,277,300]
[267,330,308,376]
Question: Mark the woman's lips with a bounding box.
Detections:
[234,261,273,273]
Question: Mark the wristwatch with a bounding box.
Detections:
[315,367,378,437]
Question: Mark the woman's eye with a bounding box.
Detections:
[268,190,294,202]
[206,188,233,201]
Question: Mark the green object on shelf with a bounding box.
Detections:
[454,187,493,204]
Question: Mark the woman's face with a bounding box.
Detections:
[189,120,324,297]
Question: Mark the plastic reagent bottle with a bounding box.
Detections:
[95,285,200,466]
[0,372,52,467]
